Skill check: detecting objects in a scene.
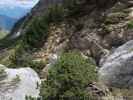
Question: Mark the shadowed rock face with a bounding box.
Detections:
[99,40,133,88]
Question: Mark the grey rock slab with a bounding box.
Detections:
[99,40,133,88]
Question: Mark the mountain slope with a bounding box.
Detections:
[0,0,133,99]
[0,15,17,30]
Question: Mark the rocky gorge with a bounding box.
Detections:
[0,0,133,100]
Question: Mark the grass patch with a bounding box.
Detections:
[127,20,133,29]
[0,31,8,39]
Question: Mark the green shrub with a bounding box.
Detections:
[9,52,45,73]
[23,4,66,48]
[8,42,45,73]
[8,42,29,67]
[21,0,89,50]
[127,20,133,29]
[23,0,85,49]
[63,0,90,18]
[40,52,97,100]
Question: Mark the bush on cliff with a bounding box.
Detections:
[23,5,66,48]
[40,52,97,99]
[23,0,85,49]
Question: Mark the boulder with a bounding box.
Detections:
[0,65,41,100]
[99,40,133,88]
[42,53,59,79]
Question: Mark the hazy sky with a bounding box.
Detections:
[0,0,39,8]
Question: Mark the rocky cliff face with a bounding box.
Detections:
[9,0,117,38]
[0,0,133,99]
[4,0,133,69]
[12,0,132,49]
[1,0,132,77]
[10,0,64,38]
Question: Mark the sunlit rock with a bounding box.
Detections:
[0,65,41,100]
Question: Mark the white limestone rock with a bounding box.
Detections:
[0,66,41,100]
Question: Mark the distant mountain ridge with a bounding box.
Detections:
[0,6,30,31]
[0,0,39,31]
[0,15,18,30]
